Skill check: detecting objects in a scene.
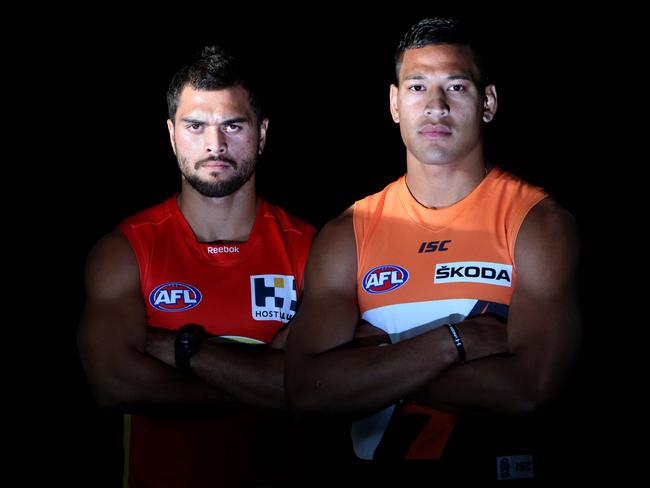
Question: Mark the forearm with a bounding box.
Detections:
[413,308,582,415]
[288,326,457,414]
[190,342,286,410]
[410,354,537,415]
[92,350,237,414]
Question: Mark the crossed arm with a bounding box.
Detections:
[410,198,582,415]
[285,209,508,414]
[286,199,580,416]
[80,198,579,417]
[78,231,287,414]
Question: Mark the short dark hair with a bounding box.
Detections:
[394,18,489,87]
[167,45,263,123]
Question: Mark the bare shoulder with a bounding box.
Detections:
[85,230,140,299]
[316,206,354,243]
[287,207,360,353]
[299,205,357,308]
[524,197,578,233]
[307,206,356,267]
[519,197,579,249]
[516,197,580,287]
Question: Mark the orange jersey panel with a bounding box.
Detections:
[352,168,546,460]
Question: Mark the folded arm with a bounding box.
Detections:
[285,209,507,414]
[145,329,286,409]
[78,231,286,414]
[410,198,582,415]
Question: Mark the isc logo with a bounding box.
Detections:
[362,265,409,294]
[149,282,203,312]
[418,240,451,253]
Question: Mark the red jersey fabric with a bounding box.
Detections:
[117,195,315,487]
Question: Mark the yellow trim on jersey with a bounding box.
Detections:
[122,414,131,488]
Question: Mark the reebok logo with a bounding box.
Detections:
[207,245,240,254]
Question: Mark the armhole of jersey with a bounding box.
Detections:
[122,413,131,488]
[353,189,389,283]
[352,201,365,283]
[294,226,315,297]
[118,224,148,296]
[507,191,549,269]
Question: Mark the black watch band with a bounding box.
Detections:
[175,324,207,372]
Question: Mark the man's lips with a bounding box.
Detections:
[419,124,452,137]
[199,158,234,169]
[203,162,230,167]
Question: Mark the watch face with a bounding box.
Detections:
[175,324,207,369]
[179,333,196,351]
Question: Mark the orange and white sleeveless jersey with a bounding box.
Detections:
[352,167,546,460]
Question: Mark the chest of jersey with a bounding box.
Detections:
[358,223,515,312]
[143,243,298,343]
[121,198,309,344]
[353,173,540,337]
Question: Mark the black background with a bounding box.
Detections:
[35,8,621,485]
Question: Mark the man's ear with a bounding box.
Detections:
[482,84,498,122]
[389,84,400,123]
[167,119,177,155]
[258,118,269,155]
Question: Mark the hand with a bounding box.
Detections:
[270,326,289,351]
[144,326,177,367]
[454,314,508,362]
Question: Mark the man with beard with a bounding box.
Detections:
[78,45,316,487]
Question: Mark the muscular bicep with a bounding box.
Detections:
[507,198,581,401]
[286,210,359,357]
[78,231,149,397]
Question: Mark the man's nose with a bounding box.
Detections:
[205,128,227,154]
[424,90,449,118]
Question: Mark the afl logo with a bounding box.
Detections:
[149,282,202,312]
[362,265,409,294]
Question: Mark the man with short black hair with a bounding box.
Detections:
[79,45,316,487]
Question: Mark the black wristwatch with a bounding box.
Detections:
[174,324,207,372]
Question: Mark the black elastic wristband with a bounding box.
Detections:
[445,323,466,364]
[174,324,207,372]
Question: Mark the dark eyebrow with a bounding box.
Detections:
[403,73,473,82]
[221,117,249,126]
[180,117,205,125]
[179,116,251,125]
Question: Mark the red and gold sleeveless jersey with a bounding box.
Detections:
[352,167,546,460]
[118,195,315,487]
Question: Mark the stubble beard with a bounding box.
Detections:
[180,155,257,198]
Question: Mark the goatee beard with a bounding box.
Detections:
[182,156,256,198]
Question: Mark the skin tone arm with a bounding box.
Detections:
[78,230,285,414]
[410,198,582,415]
[285,209,508,414]
[145,327,286,410]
